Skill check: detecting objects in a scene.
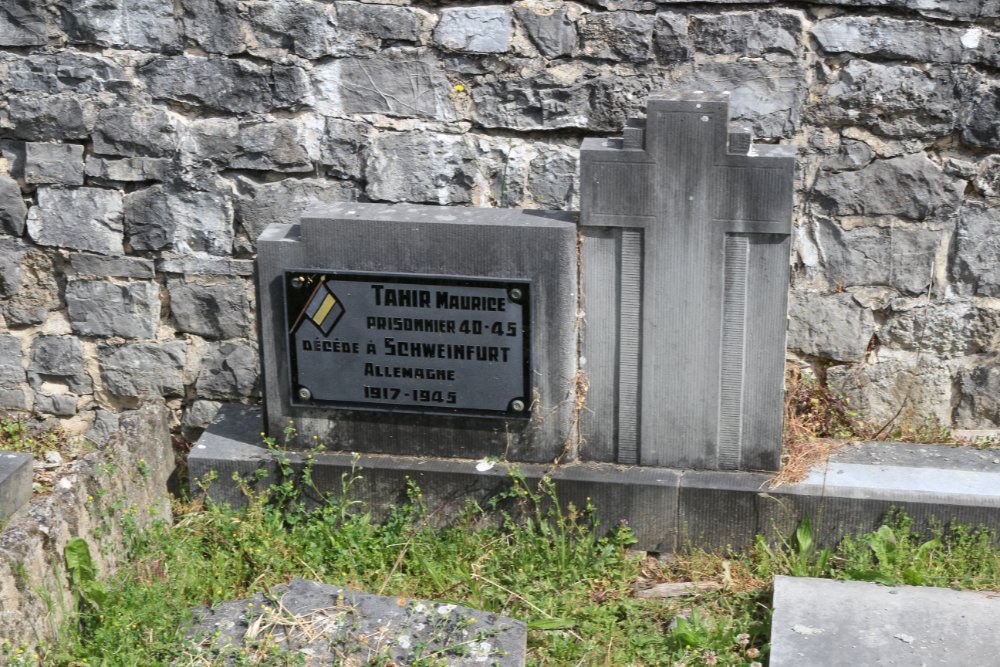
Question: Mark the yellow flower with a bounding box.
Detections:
[454,84,465,92]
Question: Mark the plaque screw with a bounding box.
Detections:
[291,276,304,288]
[508,287,523,302]
[510,399,526,412]
[297,387,312,401]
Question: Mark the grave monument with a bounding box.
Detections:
[193,93,798,550]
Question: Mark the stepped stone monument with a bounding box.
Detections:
[193,93,800,550]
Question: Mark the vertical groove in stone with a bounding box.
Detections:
[617,228,642,465]
[718,234,749,469]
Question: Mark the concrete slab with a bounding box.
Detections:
[770,575,1000,666]
[191,405,1000,553]
[0,451,32,523]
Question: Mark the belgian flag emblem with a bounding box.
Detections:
[293,281,344,336]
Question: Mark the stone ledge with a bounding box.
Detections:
[190,404,1000,553]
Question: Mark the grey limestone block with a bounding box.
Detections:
[0,389,29,411]
[156,257,254,277]
[168,279,250,340]
[178,0,245,56]
[956,363,1000,428]
[688,9,803,57]
[34,392,77,416]
[311,50,456,120]
[827,357,954,427]
[434,6,513,53]
[974,155,1000,198]
[579,12,653,61]
[64,0,182,52]
[813,154,963,220]
[0,0,51,46]
[181,399,222,440]
[256,202,578,464]
[527,145,578,210]
[27,335,92,394]
[881,301,1000,357]
[232,176,360,248]
[24,142,84,185]
[813,16,1000,67]
[579,93,793,472]
[0,174,27,236]
[0,335,25,386]
[319,118,368,181]
[0,238,59,326]
[125,184,233,256]
[242,0,344,60]
[952,203,1000,297]
[6,93,95,141]
[196,341,259,400]
[334,2,431,43]
[99,342,186,398]
[68,254,155,280]
[513,2,576,57]
[229,120,316,173]
[66,280,160,339]
[177,117,239,163]
[93,106,179,158]
[814,219,947,295]
[6,52,129,96]
[653,12,691,62]
[962,77,1000,148]
[364,132,475,204]
[26,187,124,256]
[814,60,967,139]
[140,56,307,114]
[787,292,875,363]
[84,409,120,445]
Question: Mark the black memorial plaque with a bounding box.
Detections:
[285,271,531,418]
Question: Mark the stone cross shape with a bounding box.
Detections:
[580,93,794,471]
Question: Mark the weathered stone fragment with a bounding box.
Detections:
[827,357,953,426]
[99,342,186,398]
[181,399,221,440]
[815,220,946,295]
[34,393,77,417]
[63,0,182,52]
[68,254,155,280]
[513,2,576,57]
[654,11,690,61]
[319,119,368,180]
[434,6,512,53]
[85,157,169,182]
[232,176,359,245]
[975,156,1000,199]
[0,239,59,326]
[365,132,475,205]
[335,2,430,42]
[85,409,120,444]
[27,187,124,256]
[787,291,875,362]
[312,52,456,119]
[168,279,249,340]
[953,204,1000,297]
[27,336,92,394]
[0,389,30,411]
[528,144,578,209]
[882,302,1000,357]
[813,155,963,220]
[813,17,999,67]
[230,120,317,173]
[157,257,254,277]
[816,61,966,138]
[0,335,25,386]
[179,0,244,55]
[125,185,233,256]
[0,0,52,46]
[819,140,873,172]
[961,78,1000,148]
[177,118,240,163]
[7,94,95,140]
[5,52,129,95]
[141,56,307,114]
[195,341,259,399]
[957,363,1000,428]
[93,107,178,157]
[579,12,653,61]
[689,10,802,57]
[24,143,84,185]
[66,280,159,339]
[674,61,806,137]
[0,175,27,236]
[244,0,345,59]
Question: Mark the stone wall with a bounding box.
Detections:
[0,0,997,438]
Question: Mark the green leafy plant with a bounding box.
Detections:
[64,538,108,633]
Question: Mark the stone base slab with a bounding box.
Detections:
[191,405,1000,552]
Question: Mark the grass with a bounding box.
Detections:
[9,453,995,667]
